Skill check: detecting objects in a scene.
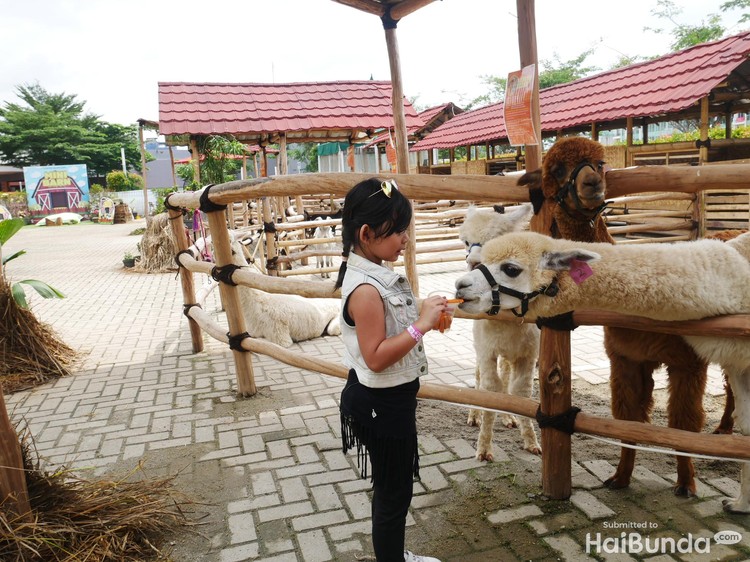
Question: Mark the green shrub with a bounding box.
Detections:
[106,171,144,191]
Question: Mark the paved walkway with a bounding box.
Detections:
[4,220,749,561]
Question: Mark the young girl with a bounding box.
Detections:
[336,177,446,562]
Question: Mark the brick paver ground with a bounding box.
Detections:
[4,220,750,562]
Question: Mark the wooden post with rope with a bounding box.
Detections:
[517,0,573,500]
[205,204,257,397]
[166,199,204,354]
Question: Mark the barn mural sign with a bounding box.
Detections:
[22,164,90,214]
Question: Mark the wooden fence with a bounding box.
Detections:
[165,166,750,500]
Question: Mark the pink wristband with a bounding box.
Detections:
[407,324,423,342]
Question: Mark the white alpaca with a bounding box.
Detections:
[313,216,335,279]
[455,230,750,512]
[458,204,541,458]
[231,241,341,348]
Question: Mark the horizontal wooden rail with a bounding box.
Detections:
[185,305,750,461]
[166,166,750,210]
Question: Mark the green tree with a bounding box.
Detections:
[721,0,750,24]
[105,170,144,191]
[0,83,142,176]
[645,0,725,51]
[198,135,245,185]
[538,49,600,90]
[289,143,319,173]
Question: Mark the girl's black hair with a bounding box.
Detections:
[334,177,412,290]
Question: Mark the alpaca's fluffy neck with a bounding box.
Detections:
[530,240,750,322]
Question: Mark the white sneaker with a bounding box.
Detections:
[404,550,441,562]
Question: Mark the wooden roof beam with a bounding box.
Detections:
[390,0,438,19]
[330,0,385,16]
[330,0,437,19]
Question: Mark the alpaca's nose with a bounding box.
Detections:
[455,277,471,292]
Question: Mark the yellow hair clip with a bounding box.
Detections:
[368,179,398,199]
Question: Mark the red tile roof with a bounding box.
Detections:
[361,102,459,148]
[158,81,423,142]
[411,102,504,151]
[412,31,750,151]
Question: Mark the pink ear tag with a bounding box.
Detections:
[569,259,593,285]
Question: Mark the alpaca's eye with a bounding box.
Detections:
[597,161,605,172]
[501,263,522,278]
[464,240,470,247]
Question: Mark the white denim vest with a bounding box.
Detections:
[340,252,428,388]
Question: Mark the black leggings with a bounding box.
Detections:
[340,370,419,561]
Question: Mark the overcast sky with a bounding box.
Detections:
[0,0,743,135]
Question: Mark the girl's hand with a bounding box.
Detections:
[415,295,446,334]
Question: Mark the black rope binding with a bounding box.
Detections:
[536,406,581,435]
[536,312,578,331]
[695,138,711,149]
[164,193,188,220]
[175,249,197,269]
[263,221,276,233]
[211,264,242,286]
[381,5,399,29]
[183,303,202,317]
[199,184,227,213]
[227,331,251,352]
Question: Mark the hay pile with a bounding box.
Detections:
[1,430,195,561]
[135,213,179,273]
[0,279,78,393]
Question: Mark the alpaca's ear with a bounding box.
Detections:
[517,169,541,189]
[540,249,600,271]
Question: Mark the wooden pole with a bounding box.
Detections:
[205,208,257,396]
[697,96,710,238]
[517,0,571,500]
[190,137,201,185]
[138,123,149,220]
[167,202,204,353]
[383,14,419,296]
[0,384,31,521]
[169,145,177,187]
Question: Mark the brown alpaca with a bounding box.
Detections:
[518,136,729,497]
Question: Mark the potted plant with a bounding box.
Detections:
[122,251,136,268]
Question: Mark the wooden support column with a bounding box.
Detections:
[262,196,278,276]
[138,122,149,220]
[169,145,177,187]
[167,201,204,353]
[205,208,257,397]
[696,96,710,238]
[518,0,571,500]
[0,385,30,522]
[261,146,269,178]
[383,13,419,295]
[642,119,649,145]
[591,122,598,142]
[626,117,634,166]
[725,103,733,139]
[279,133,288,176]
[190,137,201,185]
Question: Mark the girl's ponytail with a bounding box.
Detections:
[334,240,351,290]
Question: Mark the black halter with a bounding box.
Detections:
[475,264,559,317]
[554,161,609,226]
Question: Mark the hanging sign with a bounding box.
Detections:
[504,64,539,146]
